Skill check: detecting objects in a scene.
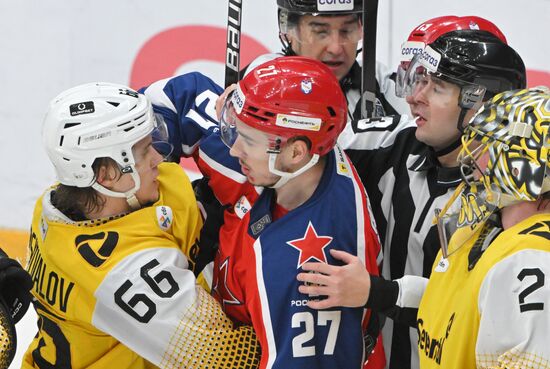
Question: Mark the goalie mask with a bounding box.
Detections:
[435,87,550,257]
[42,82,171,209]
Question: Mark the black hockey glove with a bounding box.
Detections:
[0,248,33,369]
[0,248,32,324]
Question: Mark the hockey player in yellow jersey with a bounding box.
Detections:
[418,87,550,368]
[22,82,259,369]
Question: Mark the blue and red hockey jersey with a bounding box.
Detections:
[142,72,383,369]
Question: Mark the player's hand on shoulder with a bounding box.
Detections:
[297,249,371,309]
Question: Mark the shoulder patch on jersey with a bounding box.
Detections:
[434,256,450,273]
[234,196,251,219]
[40,216,48,241]
[335,146,351,177]
[156,206,173,231]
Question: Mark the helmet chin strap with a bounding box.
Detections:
[434,108,469,157]
[91,169,142,210]
[267,153,320,189]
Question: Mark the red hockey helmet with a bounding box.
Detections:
[396,16,507,97]
[220,56,347,157]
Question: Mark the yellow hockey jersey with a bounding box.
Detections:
[22,162,259,369]
[417,213,550,369]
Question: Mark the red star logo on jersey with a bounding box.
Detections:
[212,257,242,308]
[286,221,333,268]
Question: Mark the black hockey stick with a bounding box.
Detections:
[361,0,379,118]
[225,0,242,87]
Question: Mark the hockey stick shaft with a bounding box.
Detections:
[361,0,379,118]
[225,0,242,87]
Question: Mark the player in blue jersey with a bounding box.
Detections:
[142,56,385,369]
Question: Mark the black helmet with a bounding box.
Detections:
[401,29,527,155]
[427,30,526,97]
[277,0,363,14]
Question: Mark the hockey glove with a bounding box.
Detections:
[0,248,32,324]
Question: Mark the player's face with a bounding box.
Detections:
[288,14,361,81]
[229,120,281,187]
[113,135,164,205]
[406,76,475,151]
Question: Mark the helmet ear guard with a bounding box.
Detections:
[459,84,486,110]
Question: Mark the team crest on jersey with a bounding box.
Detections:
[301,79,312,94]
[234,195,251,219]
[286,221,333,268]
[156,206,173,231]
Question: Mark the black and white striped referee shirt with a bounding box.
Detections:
[346,115,463,369]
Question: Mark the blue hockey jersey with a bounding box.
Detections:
[142,72,383,369]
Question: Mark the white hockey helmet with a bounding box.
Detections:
[42,82,167,208]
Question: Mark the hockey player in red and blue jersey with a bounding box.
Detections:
[142,56,384,369]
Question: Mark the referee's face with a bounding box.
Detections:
[288,14,361,81]
[406,76,473,151]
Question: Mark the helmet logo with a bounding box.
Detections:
[70,101,95,116]
[317,0,353,12]
[231,83,246,114]
[469,21,480,30]
[419,46,441,72]
[276,114,321,131]
[401,41,425,61]
[416,23,432,32]
[301,79,313,94]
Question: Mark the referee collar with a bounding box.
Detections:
[409,145,463,188]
